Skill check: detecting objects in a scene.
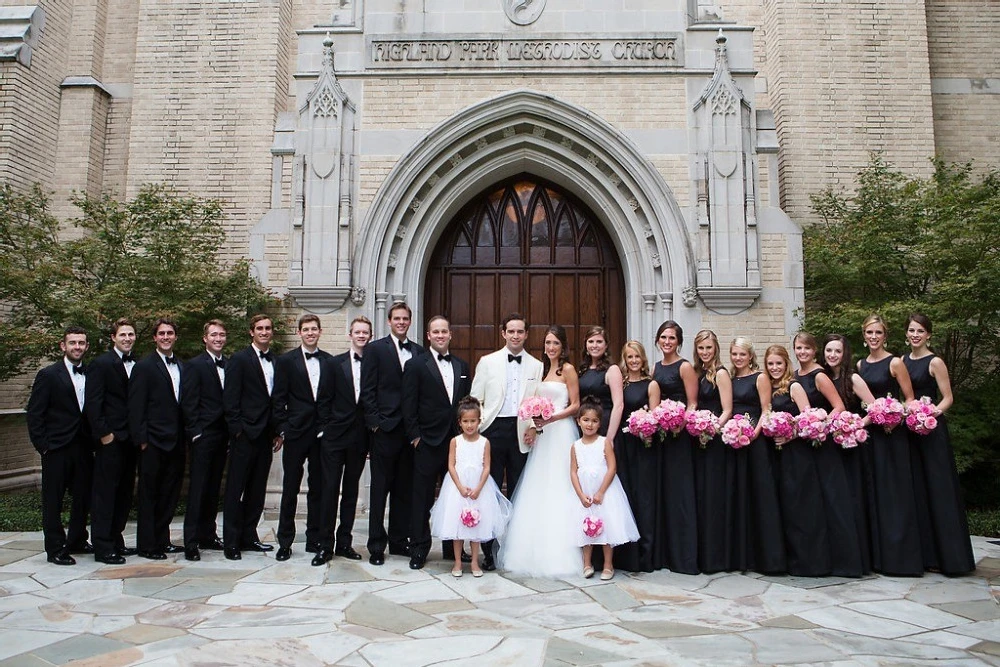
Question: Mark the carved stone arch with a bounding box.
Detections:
[355,89,696,339]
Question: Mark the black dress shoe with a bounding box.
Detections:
[481,557,496,572]
[47,550,76,566]
[68,542,94,555]
[224,547,242,561]
[119,546,138,557]
[139,550,167,560]
[242,540,274,552]
[305,542,321,554]
[334,546,363,561]
[162,543,184,554]
[96,553,126,565]
[409,555,426,570]
[311,550,333,566]
[369,552,385,566]
[184,547,201,561]
[275,546,292,561]
[388,544,410,557]
[201,537,225,551]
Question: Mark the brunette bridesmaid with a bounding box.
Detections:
[577,326,624,440]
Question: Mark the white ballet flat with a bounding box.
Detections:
[451,569,463,578]
[583,566,595,579]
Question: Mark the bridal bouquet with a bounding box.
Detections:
[721,414,754,449]
[905,396,939,435]
[583,515,604,539]
[460,506,480,528]
[761,411,795,448]
[685,409,721,447]
[518,395,556,435]
[865,395,905,432]
[795,407,829,447]
[623,407,659,447]
[829,410,867,449]
[652,399,688,438]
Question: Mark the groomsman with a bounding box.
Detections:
[26,326,93,565]
[128,318,185,559]
[312,316,372,566]
[401,316,470,570]
[223,314,281,560]
[470,313,543,570]
[86,318,138,564]
[272,314,329,561]
[360,301,425,565]
[179,319,229,561]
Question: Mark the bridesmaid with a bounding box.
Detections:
[822,334,876,575]
[653,320,699,574]
[904,313,975,575]
[793,332,865,577]
[765,345,830,576]
[731,337,784,574]
[613,341,662,573]
[577,326,625,440]
[692,330,734,573]
[857,314,923,576]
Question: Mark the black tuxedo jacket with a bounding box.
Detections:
[224,345,276,441]
[272,346,331,442]
[26,361,89,454]
[128,352,183,451]
[318,351,367,450]
[402,352,471,447]
[181,351,227,441]
[360,335,425,432]
[85,349,131,442]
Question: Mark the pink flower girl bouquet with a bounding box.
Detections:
[865,395,905,433]
[518,395,556,436]
[685,409,721,447]
[460,506,481,528]
[721,414,754,449]
[652,399,688,438]
[905,397,939,435]
[583,515,604,539]
[828,411,868,449]
[794,407,829,447]
[623,407,659,447]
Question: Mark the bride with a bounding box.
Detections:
[499,325,583,578]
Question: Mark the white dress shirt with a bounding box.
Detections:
[253,344,275,396]
[351,351,362,402]
[499,353,522,417]
[64,357,85,411]
[158,351,181,402]
[302,347,321,401]
[436,351,455,403]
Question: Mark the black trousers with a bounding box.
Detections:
[91,437,136,558]
[223,432,273,549]
[276,435,321,549]
[183,430,228,548]
[335,438,368,550]
[367,425,413,555]
[136,443,185,552]
[41,440,92,555]
[410,440,449,560]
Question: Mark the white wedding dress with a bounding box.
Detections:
[498,381,584,578]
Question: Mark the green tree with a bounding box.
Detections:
[0,183,282,380]
[803,155,1000,481]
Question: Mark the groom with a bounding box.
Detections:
[470,313,543,570]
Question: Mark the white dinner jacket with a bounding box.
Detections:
[471,347,543,453]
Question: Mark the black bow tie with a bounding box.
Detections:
[164,356,178,365]
[508,354,522,364]
[437,353,451,363]
[353,353,362,362]
[304,351,320,360]
[121,353,135,364]
[72,365,85,375]
[259,350,273,362]
[214,357,226,369]
[398,339,411,352]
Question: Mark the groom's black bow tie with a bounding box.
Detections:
[397,339,411,352]
[508,354,522,364]
[437,353,451,363]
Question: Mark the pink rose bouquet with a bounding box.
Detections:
[623,407,659,447]
[583,515,604,539]
[794,407,829,447]
[761,411,796,447]
[905,397,939,435]
[721,414,754,449]
[518,395,555,421]
[460,507,480,528]
[829,410,867,449]
[652,399,688,438]
[685,409,721,447]
[865,395,905,432]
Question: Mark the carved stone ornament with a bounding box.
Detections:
[502,0,546,26]
[350,286,366,306]
[682,286,698,307]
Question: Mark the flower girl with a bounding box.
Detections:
[430,396,512,577]
[570,397,640,580]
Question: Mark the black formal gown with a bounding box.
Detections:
[857,357,923,576]
[579,367,614,436]
[837,389,874,576]
[795,368,865,577]
[903,354,975,575]
[614,379,664,572]
[654,360,699,574]
[732,372,785,574]
[693,373,736,573]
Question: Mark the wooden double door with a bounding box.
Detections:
[424,175,626,369]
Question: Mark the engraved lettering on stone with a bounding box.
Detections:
[503,0,546,26]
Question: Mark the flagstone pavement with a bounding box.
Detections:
[1,518,999,666]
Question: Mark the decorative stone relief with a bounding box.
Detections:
[502,0,546,26]
[682,286,698,308]
[350,286,366,306]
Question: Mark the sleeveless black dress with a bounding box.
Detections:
[836,384,874,576]
[613,379,664,573]
[857,357,923,576]
[903,354,975,575]
[795,368,865,577]
[653,360,699,574]
[693,371,735,573]
[579,367,614,436]
[733,372,785,574]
